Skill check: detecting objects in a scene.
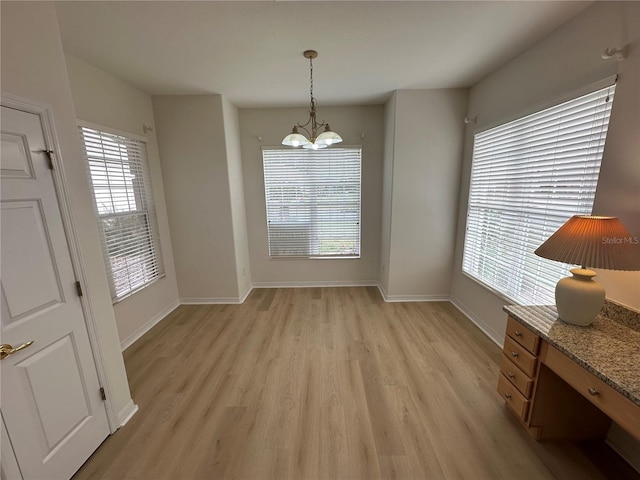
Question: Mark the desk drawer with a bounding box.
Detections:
[497,373,530,421]
[500,355,534,397]
[503,336,537,377]
[542,343,640,441]
[506,316,540,354]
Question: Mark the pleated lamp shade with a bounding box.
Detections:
[535,215,640,271]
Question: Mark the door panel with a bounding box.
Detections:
[16,334,91,449]
[0,131,35,179]
[1,200,63,321]
[1,104,109,479]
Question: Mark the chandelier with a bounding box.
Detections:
[282,50,342,150]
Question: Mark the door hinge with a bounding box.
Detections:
[42,150,54,170]
[75,281,83,297]
[99,387,106,401]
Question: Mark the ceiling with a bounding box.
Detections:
[54,1,593,108]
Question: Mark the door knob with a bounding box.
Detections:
[0,341,34,360]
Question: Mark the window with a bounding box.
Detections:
[79,126,164,301]
[262,147,361,258]
[462,82,616,305]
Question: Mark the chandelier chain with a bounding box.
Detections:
[309,55,315,111]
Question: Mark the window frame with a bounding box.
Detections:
[78,121,165,303]
[461,77,617,306]
[262,146,362,260]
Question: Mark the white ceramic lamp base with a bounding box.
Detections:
[555,268,605,326]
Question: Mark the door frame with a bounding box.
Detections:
[1,92,120,433]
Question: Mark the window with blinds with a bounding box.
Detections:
[262,147,361,258]
[462,82,616,305]
[79,126,164,302]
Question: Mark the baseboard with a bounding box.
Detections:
[181,282,450,305]
[120,300,180,351]
[239,284,253,303]
[383,293,451,303]
[449,297,504,348]
[117,400,138,428]
[607,423,640,473]
[251,280,379,288]
[180,282,377,305]
[376,283,450,303]
[180,296,249,304]
[377,282,388,301]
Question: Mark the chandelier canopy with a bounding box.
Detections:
[282,50,343,150]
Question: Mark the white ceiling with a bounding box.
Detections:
[54,1,593,108]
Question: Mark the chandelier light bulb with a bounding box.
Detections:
[282,126,310,147]
[316,125,343,146]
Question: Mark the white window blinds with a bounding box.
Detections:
[79,126,164,301]
[462,82,616,305]
[262,147,361,258]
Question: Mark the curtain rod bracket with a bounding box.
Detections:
[601,45,628,61]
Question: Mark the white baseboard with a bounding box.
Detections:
[117,400,138,428]
[120,300,180,351]
[178,284,253,305]
[384,293,451,303]
[251,280,378,288]
[180,296,248,304]
[376,283,450,303]
[239,284,253,303]
[449,297,504,348]
[377,283,388,300]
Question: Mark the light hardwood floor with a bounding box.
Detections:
[73,287,636,480]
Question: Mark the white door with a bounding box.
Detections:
[1,104,110,479]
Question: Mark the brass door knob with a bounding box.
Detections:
[0,341,34,360]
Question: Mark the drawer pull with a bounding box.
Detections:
[511,351,519,358]
[514,331,522,337]
[508,372,515,378]
[588,387,599,396]
[504,393,512,399]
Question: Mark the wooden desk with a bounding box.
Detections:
[498,305,640,442]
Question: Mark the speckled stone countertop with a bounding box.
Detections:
[503,303,640,408]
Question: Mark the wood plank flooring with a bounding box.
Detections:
[73,287,635,480]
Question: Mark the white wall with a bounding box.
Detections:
[1,2,132,423]
[383,89,467,300]
[451,1,640,344]
[222,97,252,298]
[64,53,180,346]
[590,3,640,307]
[152,95,243,302]
[239,106,383,285]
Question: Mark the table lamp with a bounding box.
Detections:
[534,215,640,326]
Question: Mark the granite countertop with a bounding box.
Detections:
[503,303,640,408]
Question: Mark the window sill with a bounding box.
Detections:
[268,255,361,261]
